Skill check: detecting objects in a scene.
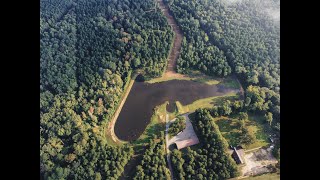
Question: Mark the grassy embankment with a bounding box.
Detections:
[242,173,280,180]
[166,73,240,120]
[175,94,238,115]
[146,69,239,88]
[131,102,168,148]
[105,70,136,146]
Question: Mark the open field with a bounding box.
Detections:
[146,70,239,89]
[146,70,219,84]
[242,173,280,180]
[214,115,270,149]
[175,93,238,114]
[132,102,167,146]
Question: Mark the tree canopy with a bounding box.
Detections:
[40,0,173,179]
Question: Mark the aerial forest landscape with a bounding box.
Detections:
[40,0,280,179]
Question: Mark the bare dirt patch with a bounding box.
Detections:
[167,113,199,150]
[157,0,183,77]
[241,148,278,176]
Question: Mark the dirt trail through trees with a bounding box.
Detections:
[157,0,184,78]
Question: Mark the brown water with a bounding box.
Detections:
[114,80,238,141]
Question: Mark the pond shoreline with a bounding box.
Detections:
[107,73,136,144]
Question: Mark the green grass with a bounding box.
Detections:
[213,114,270,149]
[145,70,222,85]
[146,75,193,83]
[220,76,241,89]
[131,102,168,148]
[105,133,126,146]
[175,93,238,115]
[104,71,133,147]
[168,112,176,120]
[245,113,273,149]
[214,117,241,147]
[243,173,280,180]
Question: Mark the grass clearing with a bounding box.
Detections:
[175,93,238,115]
[221,76,241,89]
[105,129,124,146]
[131,102,168,148]
[146,70,241,91]
[214,117,241,147]
[213,114,270,149]
[146,70,228,85]
[146,75,193,83]
[243,173,280,180]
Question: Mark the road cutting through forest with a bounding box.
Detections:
[157,0,184,78]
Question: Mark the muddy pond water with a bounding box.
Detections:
[114,79,238,141]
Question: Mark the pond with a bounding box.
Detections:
[114,79,238,141]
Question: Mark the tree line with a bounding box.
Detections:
[133,133,171,180]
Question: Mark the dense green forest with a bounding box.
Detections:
[41,0,279,179]
[40,0,173,179]
[171,109,239,179]
[165,0,280,139]
[165,0,280,90]
[133,133,171,179]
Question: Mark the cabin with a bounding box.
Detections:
[232,147,245,164]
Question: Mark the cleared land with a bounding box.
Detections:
[242,173,280,180]
[146,70,240,90]
[241,148,278,177]
[175,93,238,115]
[214,115,269,149]
[146,70,219,84]
[157,0,183,75]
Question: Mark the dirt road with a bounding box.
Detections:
[165,113,174,180]
[157,0,183,76]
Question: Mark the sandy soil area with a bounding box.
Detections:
[167,113,199,149]
[242,148,278,176]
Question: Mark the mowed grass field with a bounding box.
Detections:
[146,69,239,89]
[132,102,167,146]
[174,94,239,115]
[146,70,219,85]
[214,113,270,149]
[243,173,280,180]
